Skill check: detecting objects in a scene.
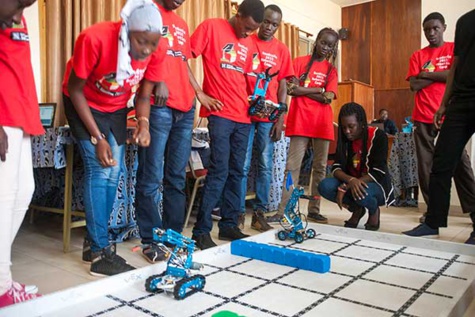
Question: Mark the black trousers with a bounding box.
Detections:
[426,100,475,229]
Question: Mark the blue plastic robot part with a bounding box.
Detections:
[145,228,205,300]
[231,240,330,273]
[248,67,287,122]
[277,186,318,243]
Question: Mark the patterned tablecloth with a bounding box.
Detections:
[31,127,139,242]
[388,132,419,206]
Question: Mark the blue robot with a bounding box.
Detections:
[277,186,317,243]
[145,228,205,300]
[248,67,287,121]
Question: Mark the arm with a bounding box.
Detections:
[0,126,7,162]
[417,70,449,83]
[434,57,458,129]
[270,78,288,141]
[67,70,115,167]
[187,63,223,111]
[409,76,433,92]
[133,79,153,147]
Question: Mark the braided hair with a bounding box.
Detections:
[336,102,369,175]
[300,27,339,83]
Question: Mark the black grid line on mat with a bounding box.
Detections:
[84,234,471,317]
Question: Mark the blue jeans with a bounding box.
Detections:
[240,121,274,213]
[76,134,125,252]
[193,116,251,236]
[318,177,385,214]
[135,106,194,243]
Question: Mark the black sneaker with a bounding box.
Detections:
[192,233,217,250]
[218,226,250,241]
[142,243,170,264]
[90,244,135,277]
[83,239,117,263]
[307,213,328,224]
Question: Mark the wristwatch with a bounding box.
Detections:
[90,133,105,145]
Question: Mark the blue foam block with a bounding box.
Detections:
[230,240,330,273]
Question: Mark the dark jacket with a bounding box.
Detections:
[373,119,398,135]
[331,127,395,206]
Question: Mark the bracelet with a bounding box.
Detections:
[337,187,347,193]
[347,177,356,183]
[136,116,149,126]
[320,87,326,94]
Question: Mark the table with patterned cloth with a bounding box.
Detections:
[388,132,419,206]
[31,127,139,243]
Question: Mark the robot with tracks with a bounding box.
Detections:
[144,228,205,300]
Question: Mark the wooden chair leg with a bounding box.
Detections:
[184,180,201,228]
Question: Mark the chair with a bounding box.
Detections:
[184,157,207,228]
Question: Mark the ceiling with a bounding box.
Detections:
[329,0,375,7]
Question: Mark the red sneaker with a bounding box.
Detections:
[0,282,41,308]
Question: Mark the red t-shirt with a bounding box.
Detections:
[347,126,376,177]
[191,18,256,124]
[248,34,294,123]
[62,21,164,113]
[285,56,338,140]
[406,42,454,123]
[149,4,195,111]
[0,18,44,136]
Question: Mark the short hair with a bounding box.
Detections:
[379,108,388,115]
[423,12,445,25]
[238,0,265,24]
[265,4,282,16]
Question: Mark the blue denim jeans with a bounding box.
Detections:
[76,134,125,252]
[193,116,251,236]
[240,121,274,213]
[135,105,194,243]
[318,177,385,214]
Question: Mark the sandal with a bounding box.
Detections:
[344,206,366,228]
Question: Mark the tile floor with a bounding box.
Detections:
[8,199,475,316]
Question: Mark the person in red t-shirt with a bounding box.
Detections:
[268,28,339,225]
[63,0,164,277]
[135,0,222,264]
[190,0,265,250]
[406,12,475,223]
[319,103,394,231]
[238,4,294,233]
[0,0,43,308]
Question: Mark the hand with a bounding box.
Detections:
[270,118,284,142]
[153,82,169,106]
[434,103,447,130]
[417,71,428,79]
[336,190,345,210]
[95,139,117,167]
[347,178,368,201]
[0,126,8,162]
[131,124,151,147]
[197,91,223,112]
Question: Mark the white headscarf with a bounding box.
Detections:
[116,0,162,86]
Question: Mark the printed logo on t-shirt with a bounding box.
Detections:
[95,69,146,97]
[10,31,29,42]
[163,24,187,61]
[308,71,327,87]
[221,43,237,63]
[260,51,278,69]
[162,26,174,47]
[252,53,260,71]
[220,43,245,73]
[435,54,452,70]
[95,73,124,96]
[422,60,436,72]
